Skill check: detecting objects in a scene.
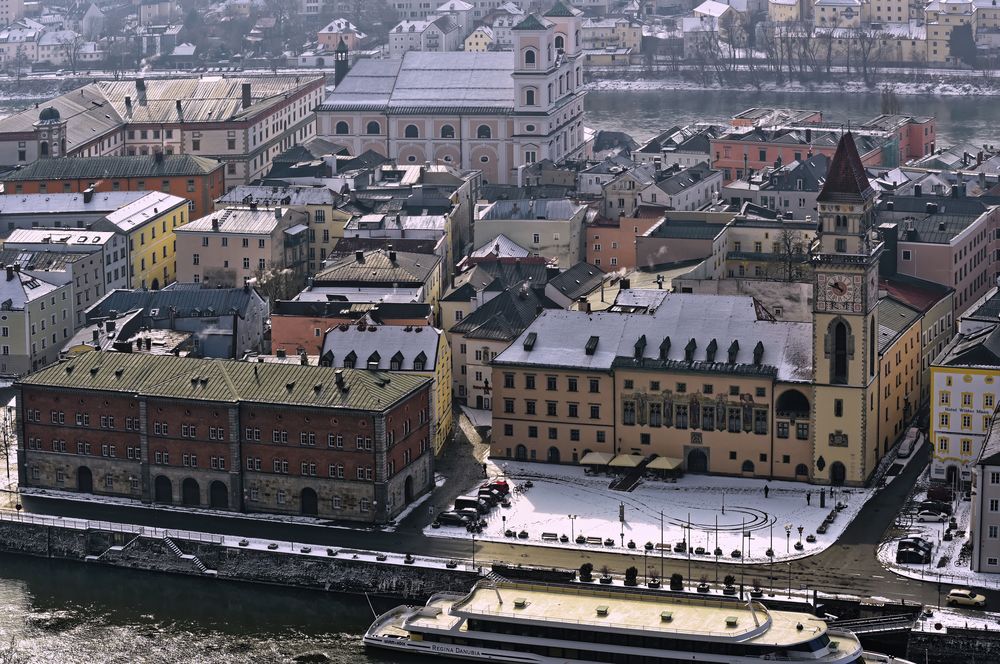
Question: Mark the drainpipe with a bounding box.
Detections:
[769,385,775,480]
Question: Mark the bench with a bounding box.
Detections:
[541,532,559,541]
[586,536,604,546]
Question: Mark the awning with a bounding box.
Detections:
[647,456,682,471]
[579,452,614,465]
[608,454,643,468]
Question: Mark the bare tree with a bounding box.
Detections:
[12,45,26,86]
[59,33,84,75]
[767,226,810,282]
[854,25,885,86]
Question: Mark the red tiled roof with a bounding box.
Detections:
[879,274,952,313]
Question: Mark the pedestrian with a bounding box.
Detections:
[482,462,488,478]
[764,485,769,499]
[806,491,811,506]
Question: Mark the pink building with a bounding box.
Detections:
[318,18,367,51]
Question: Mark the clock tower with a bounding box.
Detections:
[811,132,881,486]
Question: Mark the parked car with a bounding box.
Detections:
[927,485,954,502]
[436,511,470,526]
[898,536,932,552]
[454,495,489,514]
[896,548,930,564]
[482,479,510,495]
[915,510,948,522]
[946,589,987,608]
[897,427,921,458]
[456,507,486,524]
[920,500,953,516]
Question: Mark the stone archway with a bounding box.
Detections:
[209,480,228,509]
[301,487,318,516]
[181,478,200,506]
[687,448,708,473]
[154,475,172,503]
[515,444,528,461]
[830,462,847,486]
[404,475,414,504]
[77,466,93,493]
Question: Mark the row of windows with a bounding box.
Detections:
[938,412,989,431]
[939,390,995,409]
[503,373,600,393]
[505,399,602,420]
[937,437,975,455]
[336,120,494,140]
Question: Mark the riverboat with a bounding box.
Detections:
[364,580,912,663]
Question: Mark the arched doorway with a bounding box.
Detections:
[77,466,92,493]
[154,475,172,503]
[209,480,228,509]
[830,462,846,486]
[150,278,160,290]
[795,463,809,477]
[301,487,318,516]
[742,460,755,475]
[182,478,200,506]
[404,475,414,504]
[687,448,708,473]
[547,446,560,463]
[316,57,325,66]
[515,444,527,461]
[776,389,811,418]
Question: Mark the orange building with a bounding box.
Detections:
[585,206,664,270]
[0,154,225,220]
[271,301,432,356]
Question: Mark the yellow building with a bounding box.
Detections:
[96,191,189,290]
[464,26,495,52]
[320,323,453,455]
[876,296,922,456]
[768,0,800,23]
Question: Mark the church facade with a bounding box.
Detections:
[315,4,587,185]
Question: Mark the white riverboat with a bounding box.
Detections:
[364,580,911,663]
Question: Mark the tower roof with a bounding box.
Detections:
[545,0,583,17]
[817,132,874,203]
[336,37,348,52]
[512,14,551,30]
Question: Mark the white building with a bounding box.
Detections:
[474,198,588,268]
[317,5,587,185]
[388,16,464,58]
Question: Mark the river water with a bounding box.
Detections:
[584,88,997,149]
[0,87,989,662]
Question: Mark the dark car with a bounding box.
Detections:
[898,536,932,552]
[920,500,952,515]
[436,511,470,526]
[927,485,954,502]
[483,479,510,496]
[896,548,930,564]
[456,507,486,524]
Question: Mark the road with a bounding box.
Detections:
[20,440,991,610]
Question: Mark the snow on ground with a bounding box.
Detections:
[425,460,874,564]
[913,606,1000,632]
[583,77,1000,97]
[877,467,1000,591]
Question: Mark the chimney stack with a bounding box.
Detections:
[211,217,219,231]
[154,150,163,164]
[241,83,252,110]
[83,186,94,204]
[388,250,397,262]
[355,250,364,262]
[4,266,12,281]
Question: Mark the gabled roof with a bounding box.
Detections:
[544,0,583,17]
[935,324,1000,367]
[321,324,441,371]
[876,296,920,353]
[314,248,440,285]
[19,350,428,411]
[817,132,874,203]
[1,154,223,181]
[85,286,264,323]
[546,262,605,301]
[470,233,531,259]
[450,286,555,341]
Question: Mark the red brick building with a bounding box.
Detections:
[17,352,432,523]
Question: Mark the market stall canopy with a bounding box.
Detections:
[608,453,643,468]
[647,456,682,470]
[579,451,614,465]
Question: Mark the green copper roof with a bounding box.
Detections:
[544,1,581,17]
[512,14,550,31]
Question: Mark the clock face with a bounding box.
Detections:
[826,277,855,303]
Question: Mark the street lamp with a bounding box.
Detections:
[787,562,792,598]
[568,514,577,542]
[501,514,507,535]
[471,528,476,569]
[785,524,791,554]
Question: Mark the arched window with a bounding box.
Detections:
[869,316,876,377]
[404,124,419,139]
[831,320,849,385]
[335,121,349,135]
[555,35,565,50]
[440,124,455,139]
[523,48,536,67]
[366,121,381,135]
[476,125,491,139]
[742,460,755,473]
[795,463,809,476]
[525,89,536,106]
[39,141,48,157]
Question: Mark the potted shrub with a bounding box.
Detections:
[766,548,774,557]
[714,547,723,557]
[723,574,737,595]
[731,549,742,559]
[697,575,710,593]
[624,566,639,587]
[670,573,684,591]
[647,569,660,588]
[579,562,594,582]
[627,540,636,549]
[599,565,613,584]
[750,579,763,598]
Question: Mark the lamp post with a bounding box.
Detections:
[502,514,507,535]
[722,489,726,515]
[797,525,804,547]
[568,514,577,542]
[659,510,664,580]
[471,528,476,569]
[787,562,792,599]
[785,524,792,553]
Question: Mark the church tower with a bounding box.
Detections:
[33,107,66,159]
[811,132,881,486]
[334,37,350,87]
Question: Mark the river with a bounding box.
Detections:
[584,88,998,149]
[0,86,988,662]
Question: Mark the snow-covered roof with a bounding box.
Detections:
[437,0,473,10]
[693,0,734,17]
[495,292,814,382]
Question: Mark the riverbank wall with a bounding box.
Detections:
[0,516,482,600]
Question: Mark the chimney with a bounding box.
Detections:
[980,171,987,190]
[388,250,397,262]
[145,338,152,351]
[276,348,287,359]
[241,83,252,110]
[154,150,163,164]
[335,368,345,388]
[300,350,308,366]
[914,184,922,197]
[211,217,219,231]
[135,338,142,350]
[92,329,99,342]
[83,186,94,204]
[175,99,182,115]
[355,250,364,262]
[4,266,12,281]
[620,277,630,290]
[135,78,145,92]
[274,206,282,220]
[805,128,812,143]
[124,96,131,111]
